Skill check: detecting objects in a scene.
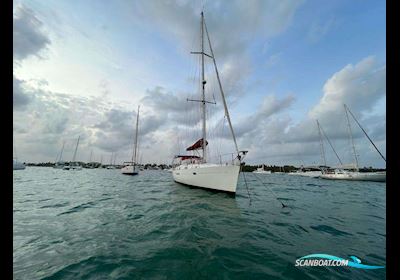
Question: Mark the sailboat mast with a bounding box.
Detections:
[345,104,386,163]
[203,13,239,155]
[201,12,207,163]
[316,120,327,166]
[132,105,140,165]
[72,136,80,162]
[320,123,343,166]
[344,104,359,170]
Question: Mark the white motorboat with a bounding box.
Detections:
[172,11,247,193]
[121,105,140,176]
[252,165,271,174]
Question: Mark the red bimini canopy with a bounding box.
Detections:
[174,155,201,161]
[186,138,208,151]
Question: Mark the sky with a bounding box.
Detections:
[13,0,386,168]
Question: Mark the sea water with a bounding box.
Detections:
[13,167,386,279]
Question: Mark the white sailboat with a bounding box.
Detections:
[54,140,66,169]
[172,11,247,193]
[289,121,326,178]
[13,158,25,170]
[253,164,271,174]
[63,136,82,170]
[320,169,386,182]
[106,152,116,169]
[288,169,321,178]
[13,142,25,170]
[320,104,386,182]
[121,106,140,176]
[273,166,285,174]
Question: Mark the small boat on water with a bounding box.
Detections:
[13,142,25,170]
[64,136,82,171]
[13,158,25,170]
[288,170,321,178]
[121,105,140,176]
[54,161,65,169]
[253,165,271,174]
[320,169,385,182]
[54,141,66,169]
[64,163,82,170]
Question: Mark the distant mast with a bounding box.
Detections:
[316,120,327,166]
[344,104,359,170]
[132,106,140,167]
[56,140,65,162]
[72,136,80,162]
[344,104,386,163]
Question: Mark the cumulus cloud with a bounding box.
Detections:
[141,86,203,126]
[13,4,51,60]
[131,0,303,101]
[309,56,385,125]
[13,76,32,110]
[240,56,386,167]
[234,94,295,138]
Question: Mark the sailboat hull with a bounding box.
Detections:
[13,162,26,170]
[252,170,271,174]
[172,164,240,193]
[320,171,386,182]
[121,165,139,175]
[288,171,322,178]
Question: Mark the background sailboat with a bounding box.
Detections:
[13,140,25,170]
[320,104,385,182]
[54,140,66,169]
[121,105,140,175]
[63,136,82,170]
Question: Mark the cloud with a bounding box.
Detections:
[13,76,32,110]
[13,4,51,60]
[234,94,295,138]
[240,56,386,167]
[141,86,203,126]
[132,0,303,100]
[307,17,337,43]
[308,56,385,130]
[92,106,165,153]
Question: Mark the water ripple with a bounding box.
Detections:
[13,168,386,280]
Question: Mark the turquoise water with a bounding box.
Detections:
[13,167,386,279]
